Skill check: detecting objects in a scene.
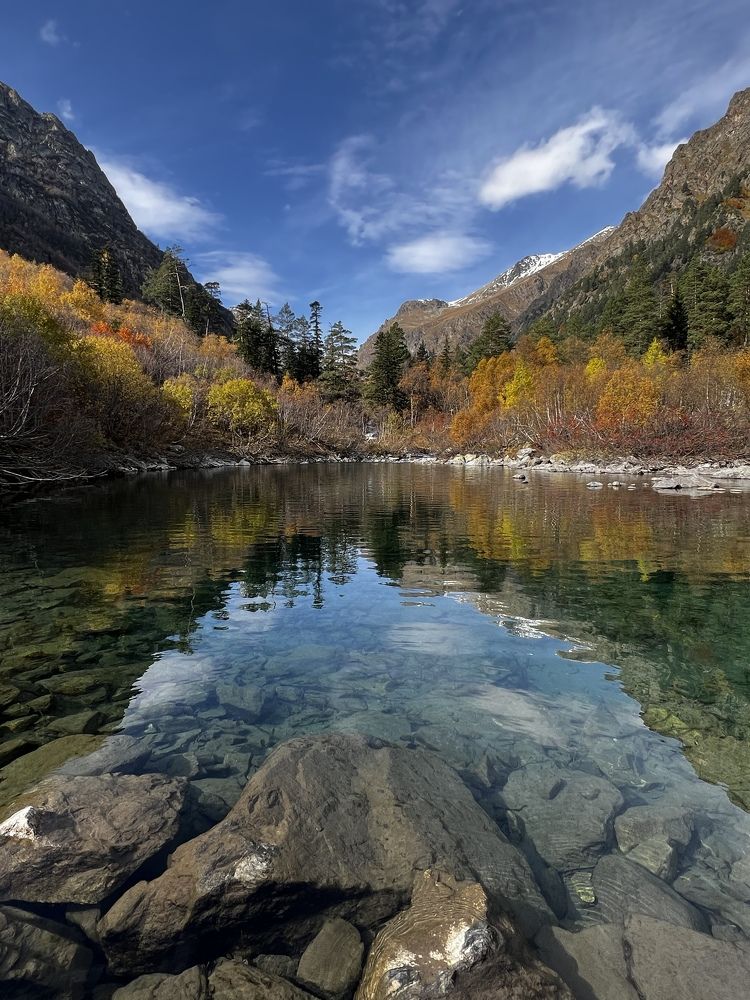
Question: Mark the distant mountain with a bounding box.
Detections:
[0,81,162,297]
[359,229,613,363]
[361,86,750,362]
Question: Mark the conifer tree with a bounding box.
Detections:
[661,286,689,353]
[621,258,660,355]
[320,321,359,400]
[365,322,410,409]
[464,312,512,372]
[234,299,266,369]
[275,303,298,374]
[293,315,313,381]
[414,341,431,366]
[729,251,750,346]
[681,258,730,347]
[308,300,323,379]
[90,246,123,304]
[142,246,190,316]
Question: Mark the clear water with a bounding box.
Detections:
[1,463,749,940]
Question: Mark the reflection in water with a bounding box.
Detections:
[1,463,750,939]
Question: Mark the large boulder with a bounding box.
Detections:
[591,854,707,931]
[0,773,187,904]
[0,904,93,1000]
[501,761,624,871]
[209,960,316,999]
[112,967,209,1000]
[535,924,638,1000]
[623,914,750,999]
[99,734,550,975]
[296,918,363,1000]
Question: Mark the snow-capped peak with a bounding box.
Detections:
[448,252,565,308]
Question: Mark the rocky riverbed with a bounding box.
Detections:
[1,730,749,999]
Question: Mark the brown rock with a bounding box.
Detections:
[0,903,92,1000]
[297,918,363,999]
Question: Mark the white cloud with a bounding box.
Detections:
[636,139,685,178]
[97,155,221,242]
[40,19,63,45]
[386,231,492,274]
[194,251,281,304]
[265,160,326,192]
[656,55,750,136]
[479,108,634,210]
[57,99,75,123]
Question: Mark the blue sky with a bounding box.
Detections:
[2,1,750,341]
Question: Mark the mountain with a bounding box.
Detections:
[359,229,613,362]
[361,86,750,362]
[0,81,162,297]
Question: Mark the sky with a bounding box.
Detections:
[2,1,750,342]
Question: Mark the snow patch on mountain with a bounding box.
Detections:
[448,251,565,307]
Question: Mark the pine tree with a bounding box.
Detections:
[90,246,123,304]
[234,299,266,369]
[621,258,660,355]
[365,322,410,409]
[437,338,453,375]
[142,246,191,316]
[661,286,689,353]
[184,281,222,337]
[275,303,298,374]
[293,315,313,381]
[464,312,512,372]
[320,321,359,400]
[308,300,323,379]
[414,341,431,366]
[681,258,730,347]
[729,251,750,346]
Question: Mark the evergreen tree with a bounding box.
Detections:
[234,299,266,369]
[275,303,298,374]
[308,300,323,379]
[437,338,453,375]
[320,321,359,400]
[729,251,750,346]
[142,246,191,316]
[681,259,730,347]
[661,286,689,353]
[414,341,431,366]
[292,315,313,381]
[90,246,123,304]
[464,312,512,372]
[621,258,660,355]
[365,322,410,409]
[184,281,222,337]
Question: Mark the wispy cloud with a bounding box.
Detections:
[386,231,492,274]
[479,109,634,210]
[636,138,685,178]
[371,0,464,51]
[194,250,281,304]
[656,54,750,136]
[265,159,326,192]
[40,19,64,46]
[57,98,75,123]
[97,155,221,242]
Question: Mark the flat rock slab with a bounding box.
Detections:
[0,773,187,904]
[0,734,102,809]
[0,904,92,1000]
[624,914,750,1000]
[502,761,624,871]
[99,734,550,976]
[591,854,707,931]
[535,924,638,1000]
[297,918,363,1000]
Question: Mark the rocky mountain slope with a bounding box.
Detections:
[361,86,750,361]
[0,81,162,297]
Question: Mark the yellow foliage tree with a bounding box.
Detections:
[207,378,278,434]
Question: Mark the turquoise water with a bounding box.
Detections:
[1,462,749,941]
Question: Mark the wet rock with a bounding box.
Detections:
[99,734,550,976]
[254,954,299,979]
[297,918,363,1000]
[47,709,104,736]
[591,854,708,931]
[60,733,156,776]
[0,734,102,809]
[623,914,750,1000]
[614,804,692,881]
[66,906,101,945]
[0,773,187,904]
[0,684,21,709]
[0,903,93,1000]
[651,474,715,490]
[0,735,37,767]
[501,761,624,871]
[355,870,496,1000]
[112,967,209,999]
[209,959,316,998]
[215,682,267,722]
[535,924,637,1000]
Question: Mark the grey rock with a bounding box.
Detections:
[215,682,266,722]
[99,734,550,976]
[209,959,315,999]
[623,914,750,1000]
[112,967,209,1000]
[614,805,692,881]
[66,906,101,945]
[254,955,299,979]
[47,710,104,736]
[0,773,186,904]
[501,761,624,871]
[0,903,92,1000]
[535,924,637,1000]
[651,474,714,490]
[591,854,708,931]
[297,918,363,1000]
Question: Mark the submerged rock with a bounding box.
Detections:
[614,804,693,881]
[535,924,638,1000]
[99,734,550,975]
[623,914,750,1000]
[297,918,363,1000]
[501,761,624,871]
[0,734,102,809]
[0,904,93,1000]
[0,773,187,904]
[591,854,707,931]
